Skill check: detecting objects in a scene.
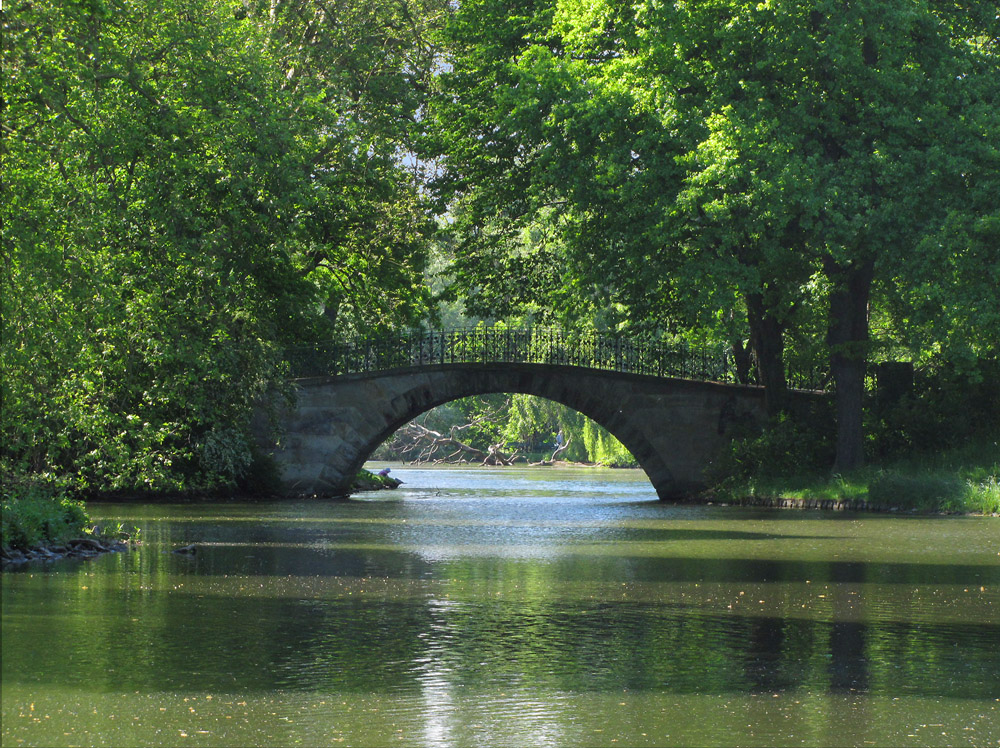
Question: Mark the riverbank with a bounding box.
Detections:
[377,449,999,515]
[4,449,994,570]
[708,442,1000,515]
[1,534,134,569]
[1,482,143,569]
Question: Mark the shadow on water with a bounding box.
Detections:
[143,541,1000,586]
[5,586,998,700]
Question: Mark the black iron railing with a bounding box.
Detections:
[285,327,828,389]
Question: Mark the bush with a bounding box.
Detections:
[1,482,91,550]
[867,471,1000,514]
[867,473,967,512]
[964,475,1000,515]
[708,413,834,487]
[352,469,400,491]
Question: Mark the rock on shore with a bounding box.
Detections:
[1,536,132,569]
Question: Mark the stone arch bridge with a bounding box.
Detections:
[261,329,825,501]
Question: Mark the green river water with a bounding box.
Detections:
[2,465,998,747]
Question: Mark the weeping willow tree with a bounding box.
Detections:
[377,394,636,466]
[502,395,636,466]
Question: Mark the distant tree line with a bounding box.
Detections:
[375,394,637,467]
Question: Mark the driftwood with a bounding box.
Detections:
[528,434,572,466]
[386,400,524,466]
[392,421,522,465]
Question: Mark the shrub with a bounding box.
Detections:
[963,475,1000,515]
[867,473,967,512]
[708,413,834,487]
[1,482,91,550]
[353,469,400,491]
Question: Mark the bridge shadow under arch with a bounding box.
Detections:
[266,363,776,501]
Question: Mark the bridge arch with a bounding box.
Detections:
[265,362,771,501]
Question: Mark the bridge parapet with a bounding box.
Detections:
[286,327,827,389]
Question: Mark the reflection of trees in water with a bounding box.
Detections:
[275,555,995,699]
[745,617,789,691]
[828,563,870,694]
[13,531,997,700]
[828,621,870,692]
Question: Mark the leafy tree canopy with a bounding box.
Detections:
[427,0,999,467]
[2,0,446,493]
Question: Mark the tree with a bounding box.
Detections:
[642,0,1000,469]
[2,0,445,493]
[427,0,796,410]
[429,0,1000,470]
[248,0,448,336]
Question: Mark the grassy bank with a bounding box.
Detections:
[710,441,999,514]
[2,481,145,568]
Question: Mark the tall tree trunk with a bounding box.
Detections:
[825,256,875,473]
[731,338,754,385]
[745,291,787,415]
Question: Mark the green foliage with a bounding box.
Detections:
[1,483,91,551]
[500,394,636,464]
[866,457,1000,514]
[710,439,999,514]
[429,0,1000,469]
[514,395,632,465]
[864,441,1000,513]
[867,474,968,513]
[966,476,1000,516]
[502,395,578,460]
[581,418,636,468]
[708,414,835,487]
[353,469,401,492]
[377,391,636,467]
[868,357,1000,459]
[2,0,444,496]
[98,520,142,543]
[235,451,285,498]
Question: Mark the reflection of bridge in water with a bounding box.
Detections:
[263,328,827,500]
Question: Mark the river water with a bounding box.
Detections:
[2,465,998,747]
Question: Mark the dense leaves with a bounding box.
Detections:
[427,0,1000,469]
[2,0,443,493]
[1,482,90,550]
[2,0,996,496]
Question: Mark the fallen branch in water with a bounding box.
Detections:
[387,400,523,466]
